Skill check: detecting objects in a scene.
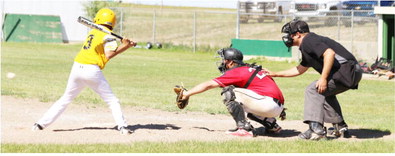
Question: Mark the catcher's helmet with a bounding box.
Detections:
[94,8,116,28]
[216,48,245,73]
[218,48,245,65]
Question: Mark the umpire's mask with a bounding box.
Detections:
[281,21,294,48]
[281,19,310,47]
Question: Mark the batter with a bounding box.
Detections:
[32,8,136,135]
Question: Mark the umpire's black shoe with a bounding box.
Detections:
[298,121,326,140]
[328,122,351,138]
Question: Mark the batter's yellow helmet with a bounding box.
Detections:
[94,8,116,28]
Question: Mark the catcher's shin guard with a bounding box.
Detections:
[221,85,236,103]
[221,86,250,130]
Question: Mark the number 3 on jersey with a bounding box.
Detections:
[83,34,94,50]
[248,67,266,79]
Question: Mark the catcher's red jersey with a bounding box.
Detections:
[213,66,284,104]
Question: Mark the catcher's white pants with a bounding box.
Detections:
[37,62,127,129]
[233,88,283,118]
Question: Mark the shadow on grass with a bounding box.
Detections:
[53,124,181,132]
[348,128,392,139]
[257,128,392,139]
[255,128,392,139]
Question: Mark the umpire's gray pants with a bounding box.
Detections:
[304,79,350,124]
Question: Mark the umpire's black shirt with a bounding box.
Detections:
[299,33,357,76]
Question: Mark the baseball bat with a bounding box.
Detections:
[77,16,123,40]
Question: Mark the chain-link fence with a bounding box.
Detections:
[114,8,238,52]
[114,7,380,62]
[292,10,379,62]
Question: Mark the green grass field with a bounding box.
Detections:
[1,42,394,153]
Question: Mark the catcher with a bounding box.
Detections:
[174,48,285,137]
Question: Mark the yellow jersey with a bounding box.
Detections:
[74,28,118,69]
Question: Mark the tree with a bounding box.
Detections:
[83,1,120,18]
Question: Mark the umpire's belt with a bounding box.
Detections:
[273,98,283,106]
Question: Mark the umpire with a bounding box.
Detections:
[266,19,363,140]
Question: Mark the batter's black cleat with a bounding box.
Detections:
[298,121,326,140]
[32,123,43,131]
[328,122,351,138]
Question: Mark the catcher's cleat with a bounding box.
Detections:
[119,126,133,135]
[32,123,43,131]
[225,128,254,137]
[265,122,282,134]
[247,114,282,134]
[226,123,257,137]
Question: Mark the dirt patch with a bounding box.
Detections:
[1,96,393,144]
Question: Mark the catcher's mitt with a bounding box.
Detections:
[174,85,189,109]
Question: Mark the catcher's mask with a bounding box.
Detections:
[281,19,310,47]
[216,48,245,73]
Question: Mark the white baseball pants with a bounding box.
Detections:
[233,88,284,118]
[37,62,127,129]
